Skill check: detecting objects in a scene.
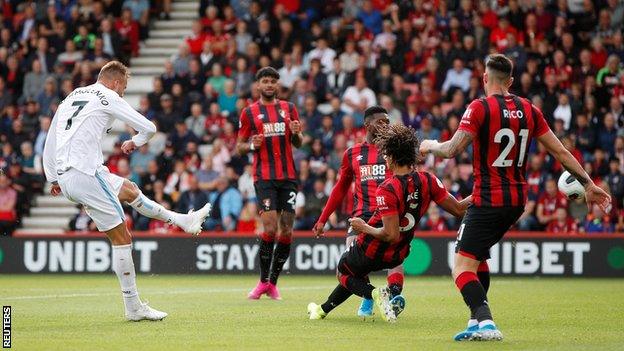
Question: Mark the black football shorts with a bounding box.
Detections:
[254,180,298,213]
[455,205,524,261]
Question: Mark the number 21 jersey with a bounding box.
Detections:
[458,94,550,207]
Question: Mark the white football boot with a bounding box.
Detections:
[177,203,212,235]
[126,302,168,321]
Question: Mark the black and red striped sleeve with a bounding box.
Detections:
[238,107,251,140]
[375,182,399,217]
[317,149,354,223]
[289,102,300,122]
[457,99,485,137]
[531,104,550,137]
[428,173,449,204]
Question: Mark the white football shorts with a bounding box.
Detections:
[58,166,126,231]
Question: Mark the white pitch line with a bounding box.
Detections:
[2,285,336,301]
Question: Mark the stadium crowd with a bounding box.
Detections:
[1,0,623,236]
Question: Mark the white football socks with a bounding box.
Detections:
[112,244,142,313]
[128,193,181,226]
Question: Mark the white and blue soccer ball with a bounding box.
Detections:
[558,171,585,200]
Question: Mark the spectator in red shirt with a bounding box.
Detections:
[201,5,219,31]
[544,50,573,90]
[547,208,579,234]
[422,205,448,231]
[590,37,609,70]
[185,20,207,56]
[478,0,498,31]
[115,8,140,57]
[490,17,520,52]
[536,178,568,227]
[532,0,554,34]
[206,19,230,56]
[404,37,430,78]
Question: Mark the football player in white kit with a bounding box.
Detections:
[42,61,212,321]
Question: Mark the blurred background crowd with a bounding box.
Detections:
[1,0,623,236]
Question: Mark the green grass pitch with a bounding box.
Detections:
[1,275,623,350]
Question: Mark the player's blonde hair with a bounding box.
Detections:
[97,61,129,81]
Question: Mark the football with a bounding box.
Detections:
[558,171,586,200]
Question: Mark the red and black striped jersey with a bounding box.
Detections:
[238,100,300,182]
[357,171,448,265]
[458,94,550,207]
[339,142,392,219]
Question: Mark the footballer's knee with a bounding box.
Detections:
[278,212,294,236]
[119,180,140,203]
[261,211,279,235]
[106,223,132,245]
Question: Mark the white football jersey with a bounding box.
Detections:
[43,82,156,182]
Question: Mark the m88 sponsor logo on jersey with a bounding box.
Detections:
[359,164,386,182]
[262,122,287,137]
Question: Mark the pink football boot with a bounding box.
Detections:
[266,283,282,300]
[248,281,270,299]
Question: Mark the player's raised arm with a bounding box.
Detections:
[110,96,156,149]
[537,129,611,212]
[420,100,482,158]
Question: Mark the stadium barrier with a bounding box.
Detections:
[1,232,623,277]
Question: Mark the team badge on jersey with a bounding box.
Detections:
[257,114,265,120]
[279,109,286,118]
[263,198,271,211]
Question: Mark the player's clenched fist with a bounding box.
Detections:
[289,120,301,134]
[419,139,436,155]
[348,217,367,233]
[50,183,62,196]
[121,140,138,154]
[251,134,264,149]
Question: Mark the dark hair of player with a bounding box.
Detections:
[364,105,388,122]
[374,124,420,167]
[255,66,280,81]
[485,54,513,82]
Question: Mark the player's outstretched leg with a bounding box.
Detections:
[121,181,211,235]
[108,223,167,321]
[387,264,406,317]
[308,284,352,320]
[453,255,502,341]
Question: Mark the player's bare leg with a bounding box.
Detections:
[266,211,295,299]
[106,223,167,321]
[453,254,502,341]
[118,180,211,235]
[248,210,278,299]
